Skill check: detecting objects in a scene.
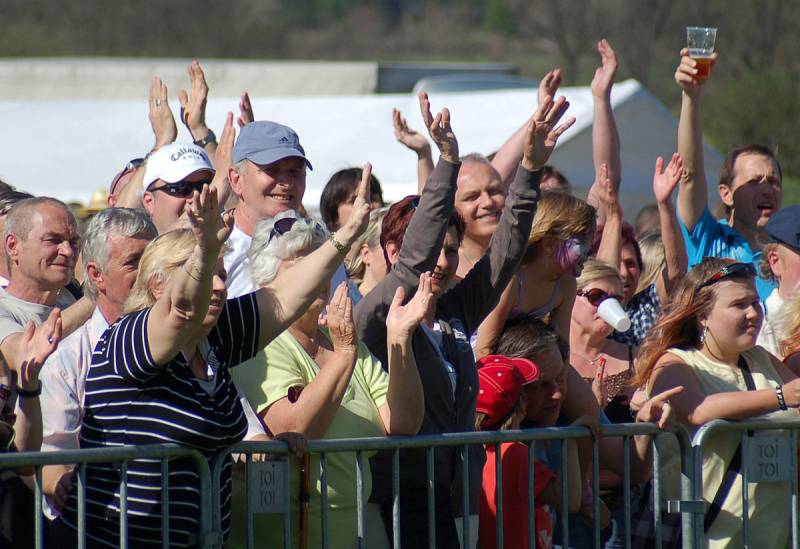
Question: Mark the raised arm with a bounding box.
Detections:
[675,48,718,231]
[593,163,622,268]
[490,68,562,187]
[144,185,232,363]
[392,108,434,193]
[381,274,430,435]
[652,154,688,303]
[586,40,621,223]
[115,77,177,210]
[256,165,372,347]
[237,92,255,128]
[179,60,217,158]
[210,112,235,207]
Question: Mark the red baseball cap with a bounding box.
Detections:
[477,364,524,428]
[478,354,540,385]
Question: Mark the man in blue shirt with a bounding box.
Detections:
[674,48,782,301]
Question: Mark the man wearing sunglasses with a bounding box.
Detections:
[141,142,215,233]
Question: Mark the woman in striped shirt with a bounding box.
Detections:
[55,180,372,548]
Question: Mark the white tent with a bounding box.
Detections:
[0,79,722,218]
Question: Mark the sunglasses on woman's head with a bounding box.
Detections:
[150,178,214,198]
[268,217,325,243]
[577,288,623,307]
[697,262,757,291]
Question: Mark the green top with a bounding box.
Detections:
[229,327,389,548]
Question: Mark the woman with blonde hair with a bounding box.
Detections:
[475,190,595,356]
[637,257,800,548]
[54,182,373,547]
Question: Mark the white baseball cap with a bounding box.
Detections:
[142,143,214,190]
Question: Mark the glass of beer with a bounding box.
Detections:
[687,27,717,79]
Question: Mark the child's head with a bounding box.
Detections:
[495,318,567,427]
[476,355,540,431]
[524,191,596,277]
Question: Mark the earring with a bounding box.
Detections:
[700,326,708,345]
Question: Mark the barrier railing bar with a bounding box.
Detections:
[623,435,631,549]
[461,445,470,549]
[495,442,504,549]
[426,446,435,549]
[527,441,536,549]
[283,455,291,549]
[592,437,600,548]
[34,465,43,549]
[560,440,569,549]
[161,458,169,549]
[793,430,799,549]
[320,453,329,549]
[653,435,662,549]
[78,462,86,549]
[741,431,750,548]
[355,450,365,549]
[392,448,401,549]
[119,460,128,549]
[245,453,253,549]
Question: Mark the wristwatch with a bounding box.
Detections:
[193,129,217,148]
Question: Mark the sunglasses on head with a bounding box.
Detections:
[109,157,145,195]
[577,288,623,307]
[697,262,756,291]
[268,217,324,243]
[150,178,214,198]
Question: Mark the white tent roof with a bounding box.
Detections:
[0,79,722,218]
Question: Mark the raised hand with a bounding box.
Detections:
[635,386,684,430]
[591,357,609,408]
[186,185,233,253]
[149,77,177,149]
[596,164,621,219]
[238,92,254,128]
[674,48,718,98]
[522,95,576,170]
[334,162,373,247]
[538,68,562,107]
[178,59,211,139]
[393,108,431,154]
[17,309,62,391]
[590,39,618,99]
[326,282,357,353]
[653,153,683,205]
[418,92,459,163]
[387,272,434,341]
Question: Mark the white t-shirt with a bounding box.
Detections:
[0,286,53,344]
[224,224,256,299]
[757,288,785,358]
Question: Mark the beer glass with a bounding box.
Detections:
[687,27,717,79]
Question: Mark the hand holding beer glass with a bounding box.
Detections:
[686,27,717,79]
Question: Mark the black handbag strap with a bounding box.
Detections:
[704,356,756,532]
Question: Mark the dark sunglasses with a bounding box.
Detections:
[268,217,325,243]
[697,262,756,291]
[577,288,624,307]
[109,157,145,195]
[150,178,214,198]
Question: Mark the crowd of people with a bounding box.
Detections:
[0,36,798,549]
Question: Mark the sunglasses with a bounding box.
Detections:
[577,288,624,307]
[150,178,214,198]
[109,157,145,195]
[268,217,325,243]
[697,262,756,291]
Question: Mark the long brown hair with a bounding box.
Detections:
[634,257,751,387]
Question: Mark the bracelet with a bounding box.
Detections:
[193,129,217,148]
[776,385,788,411]
[328,232,349,254]
[17,383,41,398]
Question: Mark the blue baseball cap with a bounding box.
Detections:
[766,205,800,251]
[232,121,312,170]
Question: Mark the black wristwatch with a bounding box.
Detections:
[193,129,217,148]
[17,383,42,398]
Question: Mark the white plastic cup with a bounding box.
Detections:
[597,298,632,332]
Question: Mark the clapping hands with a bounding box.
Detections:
[418,92,459,164]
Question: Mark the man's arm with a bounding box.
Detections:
[675,48,717,232]
[653,154,689,303]
[392,108,434,194]
[178,60,217,159]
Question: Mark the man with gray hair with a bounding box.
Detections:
[225,121,312,297]
[38,207,156,518]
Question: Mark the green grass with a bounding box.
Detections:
[783,175,800,207]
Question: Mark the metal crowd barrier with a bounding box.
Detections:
[682,418,800,549]
[214,423,694,549]
[0,444,215,549]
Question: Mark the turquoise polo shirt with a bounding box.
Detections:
[679,207,776,301]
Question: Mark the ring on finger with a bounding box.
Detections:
[155,99,162,107]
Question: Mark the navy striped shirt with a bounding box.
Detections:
[58,293,260,547]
